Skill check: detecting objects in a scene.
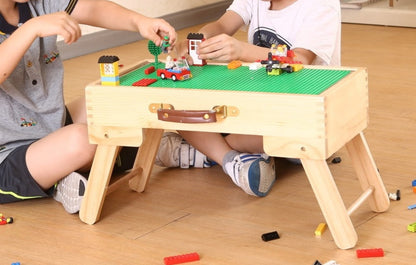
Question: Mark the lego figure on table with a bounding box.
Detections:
[165,55,175,69]
[161,36,171,53]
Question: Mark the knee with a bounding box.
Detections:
[65,124,96,162]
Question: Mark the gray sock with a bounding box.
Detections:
[222,150,240,174]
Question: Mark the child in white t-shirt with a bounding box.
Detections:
[156,0,341,197]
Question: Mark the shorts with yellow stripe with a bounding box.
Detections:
[0,144,53,203]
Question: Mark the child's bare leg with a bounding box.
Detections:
[26,124,96,190]
[179,131,231,166]
[224,134,264,154]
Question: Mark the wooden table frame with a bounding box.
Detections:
[80,61,390,250]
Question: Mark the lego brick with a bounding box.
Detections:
[388,189,400,201]
[315,223,327,236]
[227,60,242,69]
[132,78,157,87]
[407,222,416,232]
[322,261,339,265]
[0,213,13,225]
[261,231,280,241]
[144,66,155,75]
[164,252,200,265]
[356,248,384,258]
[331,157,342,164]
[408,204,416,210]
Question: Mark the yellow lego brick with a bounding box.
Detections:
[291,64,304,72]
[315,223,327,236]
[101,81,120,86]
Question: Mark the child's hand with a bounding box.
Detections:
[138,17,176,51]
[197,33,243,62]
[175,39,194,64]
[30,12,81,44]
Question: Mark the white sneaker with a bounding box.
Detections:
[155,132,213,168]
[224,153,276,197]
[53,172,87,214]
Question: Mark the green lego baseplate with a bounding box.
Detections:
[120,62,352,95]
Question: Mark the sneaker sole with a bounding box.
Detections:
[247,157,276,197]
[53,172,87,214]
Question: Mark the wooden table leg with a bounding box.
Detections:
[345,132,390,212]
[129,128,164,192]
[301,159,358,249]
[79,145,119,225]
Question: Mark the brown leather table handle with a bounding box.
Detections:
[157,108,217,123]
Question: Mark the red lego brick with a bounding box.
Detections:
[356,248,384,258]
[163,252,200,265]
[132,78,157,87]
[144,66,155,75]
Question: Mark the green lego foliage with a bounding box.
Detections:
[148,40,162,66]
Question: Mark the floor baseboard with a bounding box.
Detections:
[58,1,232,60]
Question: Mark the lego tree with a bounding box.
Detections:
[148,40,162,67]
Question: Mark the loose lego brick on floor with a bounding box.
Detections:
[261,231,280,241]
[331,157,342,163]
[0,213,13,225]
[407,222,416,232]
[315,223,327,236]
[388,189,400,200]
[163,252,200,265]
[322,261,339,265]
[408,204,416,210]
[356,248,384,258]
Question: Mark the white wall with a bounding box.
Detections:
[80,0,226,35]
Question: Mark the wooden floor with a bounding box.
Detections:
[1,23,416,265]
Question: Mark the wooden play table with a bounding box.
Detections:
[80,60,390,249]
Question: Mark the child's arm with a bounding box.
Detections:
[199,10,244,39]
[175,10,244,60]
[71,0,176,47]
[193,10,272,63]
[291,48,316,65]
[0,12,81,85]
[195,10,316,64]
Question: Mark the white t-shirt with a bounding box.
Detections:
[227,0,341,66]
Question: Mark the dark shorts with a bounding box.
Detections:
[0,145,54,203]
[0,108,137,203]
[0,108,73,204]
